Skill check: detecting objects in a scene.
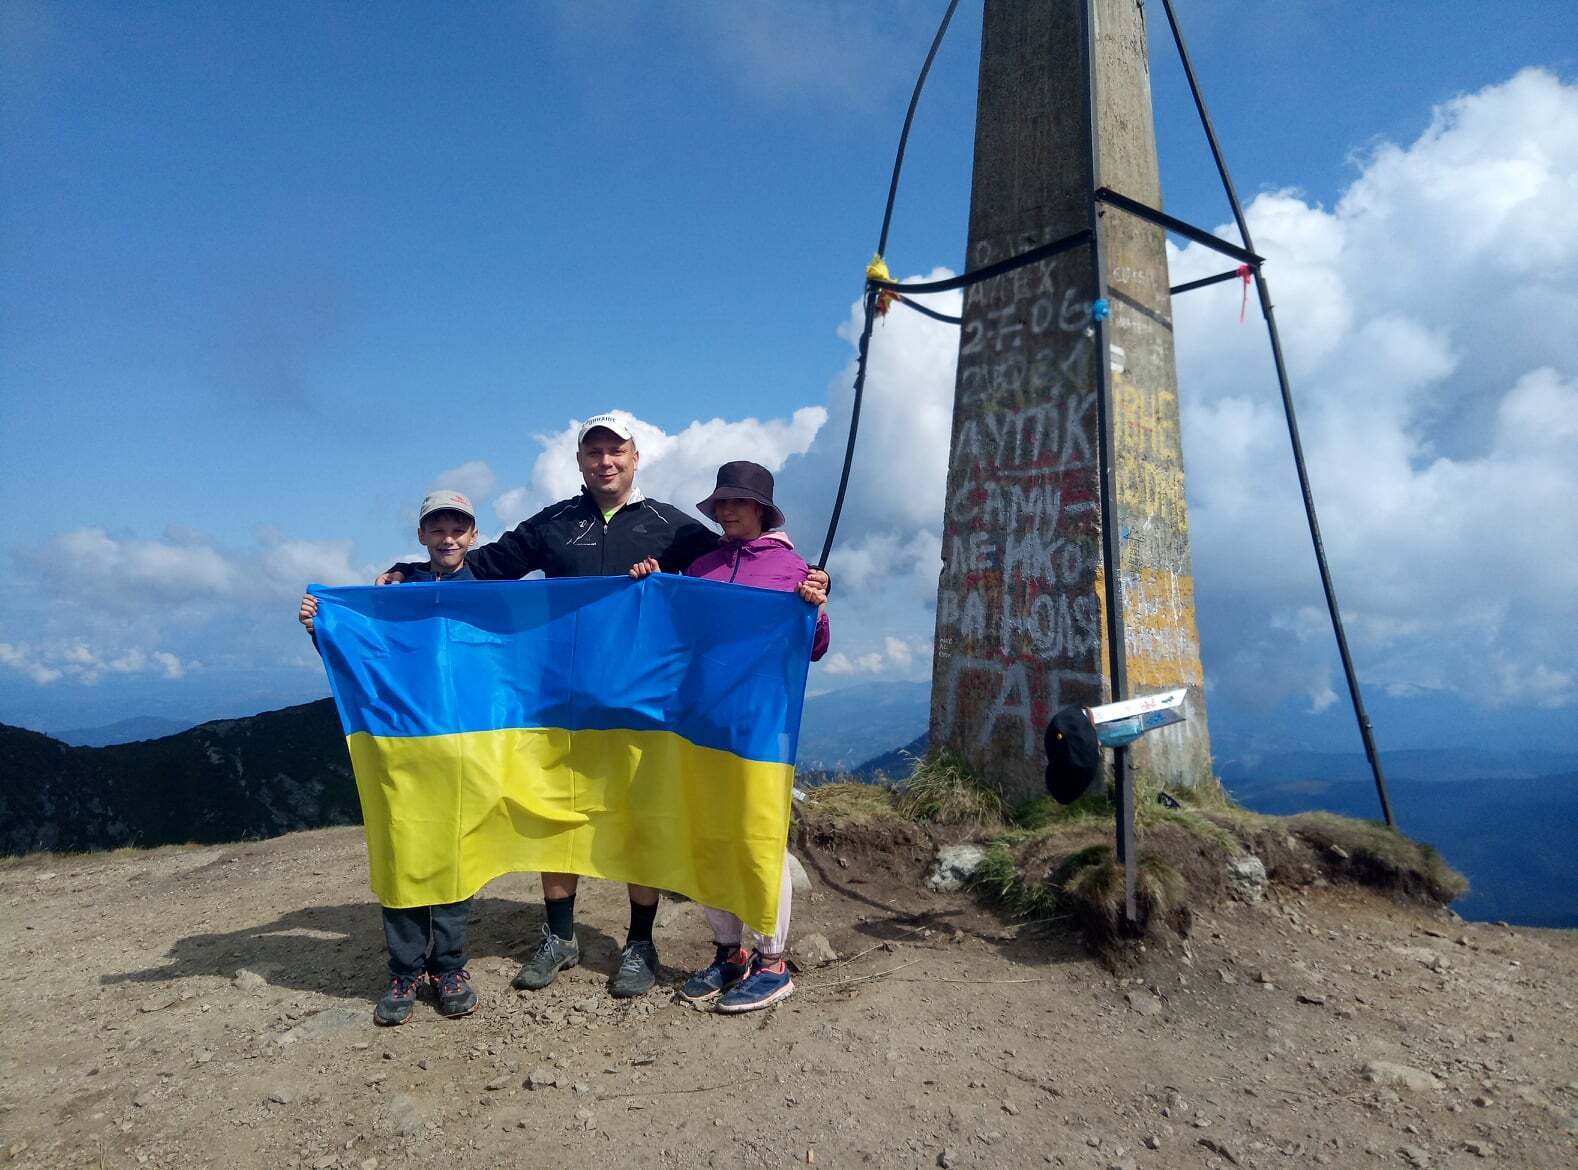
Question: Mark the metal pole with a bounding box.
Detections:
[1080,0,1138,923]
[1158,0,1396,827]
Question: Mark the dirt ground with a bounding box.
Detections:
[3,824,1576,1170]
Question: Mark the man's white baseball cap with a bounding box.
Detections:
[576,412,636,446]
[418,490,476,524]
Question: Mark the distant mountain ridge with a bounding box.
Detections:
[1219,748,1578,785]
[796,680,930,772]
[55,715,196,747]
[0,700,355,856]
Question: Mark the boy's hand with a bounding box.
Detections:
[628,557,661,580]
[298,593,318,634]
[375,571,406,585]
[804,566,830,594]
[796,580,827,606]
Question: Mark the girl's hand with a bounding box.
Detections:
[298,593,318,633]
[797,580,827,606]
[629,557,661,579]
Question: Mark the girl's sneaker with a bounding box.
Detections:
[716,953,794,1014]
[680,944,751,1002]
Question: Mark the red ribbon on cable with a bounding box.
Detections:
[1237,264,1252,323]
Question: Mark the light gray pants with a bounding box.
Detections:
[702,855,792,956]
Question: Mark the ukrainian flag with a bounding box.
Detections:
[309,574,815,935]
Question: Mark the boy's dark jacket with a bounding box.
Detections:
[391,488,720,581]
[401,562,476,582]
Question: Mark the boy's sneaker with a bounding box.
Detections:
[433,968,477,1018]
[608,940,659,998]
[679,944,750,1002]
[716,954,794,1014]
[512,925,580,991]
[374,973,425,1026]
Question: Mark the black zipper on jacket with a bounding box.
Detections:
[728,544,743,583]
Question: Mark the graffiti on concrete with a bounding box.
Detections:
[933,233,1104,760]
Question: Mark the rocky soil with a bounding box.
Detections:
[4,825,1576,1169]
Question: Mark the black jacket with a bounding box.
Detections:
[402,562,476,582]
[392,489,720,581]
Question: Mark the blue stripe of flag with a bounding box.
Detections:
[309,574,815,766]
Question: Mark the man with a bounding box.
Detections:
[380,412,829,999]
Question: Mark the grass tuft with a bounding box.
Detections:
[1058,845,1187,947]
[970,831,1189,950]
[800,759,1467,949]
[799,782,901,824]
[1288,811,1468,903]
[897,754,1007,828]
[971,840,1062,918]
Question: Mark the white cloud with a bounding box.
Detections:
[0,639,198,687]
[491,486,536,530]
[48,528,240,600]
[4,528,379,693]
[821,635,929,678]
[0,643,63,685]
[431,460,497,502]
[785,272,964,542]
[1170,67,1578,710]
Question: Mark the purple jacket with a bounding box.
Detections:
[684,532,830,661]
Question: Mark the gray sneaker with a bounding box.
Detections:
[608,940,659,998]
[512,925,580,990]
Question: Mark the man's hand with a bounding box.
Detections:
[804,566,830,594]
[298,593,318,634]
[375,571,406,585]
[628,557,661,580]
[796,579,827,606]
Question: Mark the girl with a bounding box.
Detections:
[629,460,828,1011]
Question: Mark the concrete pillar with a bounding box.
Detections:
[929,0,1212,804]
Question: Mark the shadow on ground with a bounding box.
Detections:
[99,897,620,1001]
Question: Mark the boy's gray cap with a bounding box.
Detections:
[576,412,636,446]
[418,490,476,523]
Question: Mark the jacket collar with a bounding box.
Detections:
[720,530,795,552]
[577,484,646,512]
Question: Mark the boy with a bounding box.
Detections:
[298,488,481,1025]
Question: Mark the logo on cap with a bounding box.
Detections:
[576,412,636,445]
[418,490,476,522]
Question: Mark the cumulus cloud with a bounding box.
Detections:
[0,639,197,687]
[1170,67,1578,710]
[431,460,497,503]
[0,642,63,685]
[821,635,930,677]
[2,528,378,694]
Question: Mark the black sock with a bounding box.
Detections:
[545,894,575,941]
[627,899,658,946]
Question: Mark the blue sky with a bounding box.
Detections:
[4,1,1577,754]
